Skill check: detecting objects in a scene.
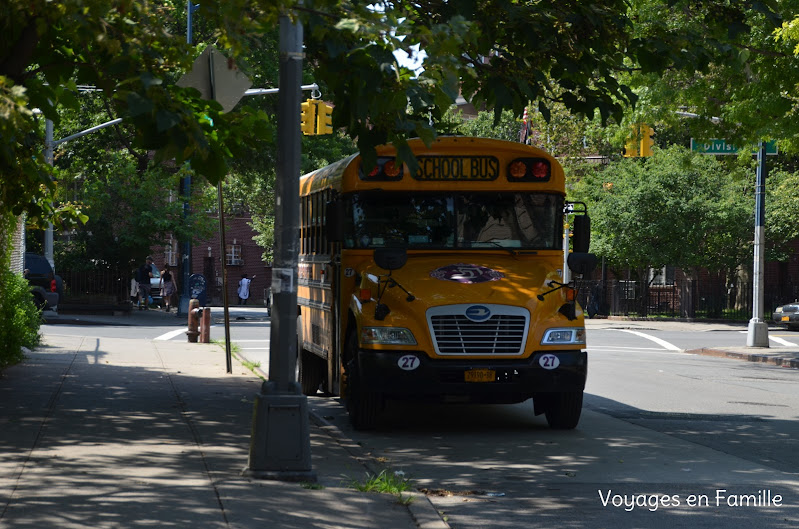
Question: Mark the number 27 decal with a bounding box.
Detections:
[538,354,560,370]
[398,355,420,371]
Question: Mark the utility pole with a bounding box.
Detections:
[747,141,769,347]
[243,10,315,481]
[178,2,201,316]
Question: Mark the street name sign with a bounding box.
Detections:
[691,139,777,155]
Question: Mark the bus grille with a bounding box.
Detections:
[429,310,528,355]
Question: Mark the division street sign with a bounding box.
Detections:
[691,139,778,155]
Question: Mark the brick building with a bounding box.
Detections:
[153,214,272,307]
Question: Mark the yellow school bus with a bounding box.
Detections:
[297,136,595,430]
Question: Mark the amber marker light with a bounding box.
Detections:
[383,159,401,177]
[509,160,527,178]
[565,286,576,302]
[359,274,371,302]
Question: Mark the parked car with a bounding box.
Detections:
[772,302,799,330]
[23,253,62,310]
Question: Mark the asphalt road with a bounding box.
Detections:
[310,323,799,529]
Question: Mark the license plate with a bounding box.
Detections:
[465,369,495,383]
[782,316,790,322]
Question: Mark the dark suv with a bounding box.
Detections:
[23,253,62,310]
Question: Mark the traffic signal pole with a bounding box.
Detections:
[243,10,316,481]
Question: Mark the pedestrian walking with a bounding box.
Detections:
[130,276,139,304]
[237,273,254,305]
[160,264,177,312]
[136,256,154,310]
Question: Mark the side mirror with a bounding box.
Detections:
[326,199,344,242]
[567,252,597,277]
[572,215,591,253]
[374,247,407,271]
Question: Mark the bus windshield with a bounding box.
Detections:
[345,192,563,250]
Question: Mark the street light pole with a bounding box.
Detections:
[243,10,315,482]
[747,141,769,347]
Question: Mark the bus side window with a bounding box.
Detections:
[300,196,307,255]
[321,190,329,252]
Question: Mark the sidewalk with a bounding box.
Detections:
[0,329,447,529]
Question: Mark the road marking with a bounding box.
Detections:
[154,328,187,341]
[738,330,799,347]
[589,345,675,351]
[770,336,799,347]
[613,329,682,351]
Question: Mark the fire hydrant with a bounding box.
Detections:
[186,298,200,342]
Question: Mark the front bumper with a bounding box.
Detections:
[355,349,587,404]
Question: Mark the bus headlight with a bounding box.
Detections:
[541,327,585,345]
[361,327,417,345]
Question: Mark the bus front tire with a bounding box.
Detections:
[542,390,583,430]
[344,333,381,430]
[298,349,324,396]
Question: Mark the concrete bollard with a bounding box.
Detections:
[186,298,200,343]
[200,307,211,343]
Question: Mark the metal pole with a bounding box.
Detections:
[44,120,55,270]
[244,10,315,481]
[244,84,318,97]
[747,142,769,347]
[217,182,233,373]
[178,2,199,316]
[269,16,303,392]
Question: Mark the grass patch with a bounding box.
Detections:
[241,359,261,371]
[301,482,325,490]
[351,470,414,504]
[211,339,241,354]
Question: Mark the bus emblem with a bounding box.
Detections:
[430,264,504,284]
[465,305,491,322]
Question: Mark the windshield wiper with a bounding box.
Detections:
[478,240,518,256]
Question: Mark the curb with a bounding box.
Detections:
[687,348,799,368]
[248,359,451,529]
[308,412,451,529]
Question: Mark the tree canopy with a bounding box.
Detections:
[5,0,782,223]
[569,146,753,281]
[624,0,799,151]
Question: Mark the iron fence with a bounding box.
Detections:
[58,268,132,307]
[56,269,791,321]
[575,279,788,321]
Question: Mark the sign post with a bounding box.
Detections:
[691,137,772,346]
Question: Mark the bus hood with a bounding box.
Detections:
[361,253,565,313]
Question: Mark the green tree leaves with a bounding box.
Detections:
[570,146,753,279]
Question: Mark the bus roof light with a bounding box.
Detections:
[532,161,548,179]
[507,158,550,182]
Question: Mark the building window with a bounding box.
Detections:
[226,243,242,266]
[650,266,676,286]
[165,237,179,267]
